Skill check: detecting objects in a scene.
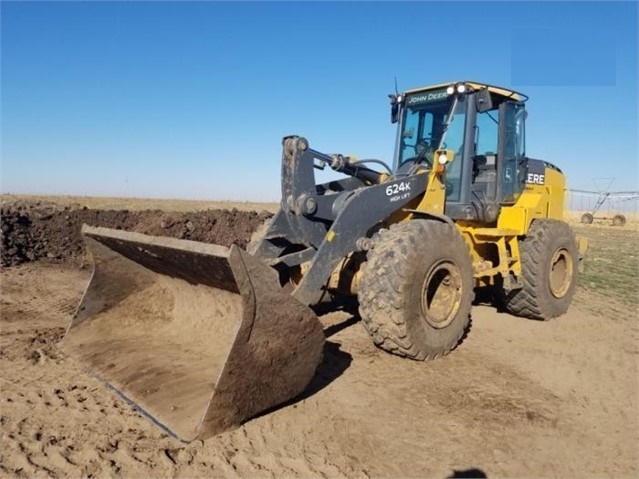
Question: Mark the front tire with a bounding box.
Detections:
[503,219,579,320]
[358,220,474,361]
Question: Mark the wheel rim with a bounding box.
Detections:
[421,260,463,329]
[549,248,574,298]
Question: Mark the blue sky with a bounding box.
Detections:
[2,1,637,201]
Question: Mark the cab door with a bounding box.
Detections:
[498,101,527,203]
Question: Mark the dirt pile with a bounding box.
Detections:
[1,201,272,267]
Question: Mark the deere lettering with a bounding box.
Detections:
[526,173,545,185]
[407,91,449,105]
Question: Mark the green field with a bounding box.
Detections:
[575,225,639,309]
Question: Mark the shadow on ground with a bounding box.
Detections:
[447,468,488,478]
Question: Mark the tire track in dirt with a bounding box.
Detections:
[0,264,359,478]
[309,312,573,478]
[1,257,637,477]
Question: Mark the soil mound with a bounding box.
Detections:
[1,201,272,267]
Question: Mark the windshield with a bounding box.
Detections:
[395,89,468,202]
[395,89,455,170]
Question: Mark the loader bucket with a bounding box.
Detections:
[59,225,324,442]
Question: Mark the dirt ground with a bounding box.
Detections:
[1,199,638,478]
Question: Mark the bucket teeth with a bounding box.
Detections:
[60,225,325,441]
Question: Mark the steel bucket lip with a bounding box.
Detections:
[79,225,241,293]
[81,224,232,258]
[100,372,189,442]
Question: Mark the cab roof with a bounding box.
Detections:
[404,81,527,102]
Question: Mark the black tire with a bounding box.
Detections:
[581,213,594,224]
[503,219,579,320]
[612,214,626,227]
[358,220,474,361]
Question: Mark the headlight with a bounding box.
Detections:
[446,86,454,95]
[438,154,448,165]
[456,84,466,93]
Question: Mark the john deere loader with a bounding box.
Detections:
[60,81,587,441]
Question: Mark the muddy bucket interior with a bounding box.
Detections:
[59,226,324,442]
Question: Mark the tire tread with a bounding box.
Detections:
[358,220,473,361]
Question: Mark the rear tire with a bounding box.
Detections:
[503,219,579,320]
[612,214,626,227]
[358,220,474,361]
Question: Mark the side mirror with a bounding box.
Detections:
[389,94,400,123]
[476,88,493,113]
[391,103,399,123]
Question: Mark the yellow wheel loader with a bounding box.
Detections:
[60,81,587,441]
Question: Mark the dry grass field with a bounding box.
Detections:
[0,194,280,214]
[1,194,637,479]
[566,210,639,230]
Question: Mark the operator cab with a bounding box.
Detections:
[390,81,529,222]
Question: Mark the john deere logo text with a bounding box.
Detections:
[407,91,449,105]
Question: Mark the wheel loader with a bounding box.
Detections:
[60,80,587,442]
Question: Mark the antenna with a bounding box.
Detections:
[389,76,401,123]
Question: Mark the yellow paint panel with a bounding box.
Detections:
[544,168,566,220]
[413,169,446,215]
[497,207,528,234]
[471,228,521,237]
